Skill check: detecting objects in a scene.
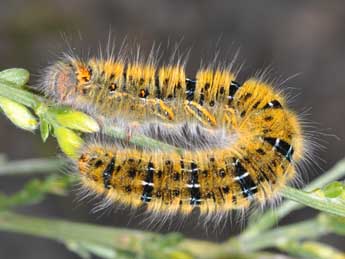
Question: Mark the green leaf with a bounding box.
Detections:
[40,117,50,142]
[55,127,84,158]
[323,182,344,198]
[0,68,30,87]
[49,107,99,133]
[0,96,38,131]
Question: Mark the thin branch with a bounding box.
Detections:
[241,157,345,239]
[0,158,64,176]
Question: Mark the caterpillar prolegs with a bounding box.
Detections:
[40,49,305,217]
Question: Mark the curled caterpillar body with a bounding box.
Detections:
[74,76,304,216]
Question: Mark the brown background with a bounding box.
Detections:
[0,0,344,258]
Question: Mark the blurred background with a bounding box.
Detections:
[0,0,344,258]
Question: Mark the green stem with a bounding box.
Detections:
[0,211,220,258]
[233,216,330,253]
[281,186,345,218]
[278,240,345,259]
[0,211,335,259]
[0,158,64,176]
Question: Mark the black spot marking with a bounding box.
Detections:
[173,172,180,181]
[256,149,266,155]
[219,86,225,94]
[108,83,117,92]
[209,100,215,107]
[240,110,246,117]
[252,101,260,109]
[204,83,210,90]
[173,190,180,196]
[139,78,145,86]
[139,88,149,98]
[199,93,205,105]
[155,77,161,98]
[222,186,230,194]
[264,116,273,121]
[128,169,136,178]
[95,160,103,168]
[180,160,185,170]
[103,158,115,189]
[243,93,252,101]
[125,186,132,193]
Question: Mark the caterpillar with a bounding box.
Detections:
[40,53,238,128]
[40,47,306,219]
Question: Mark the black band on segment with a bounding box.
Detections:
[228,81,241,100]
[189,162,201,205]
[141,162,155,202]
[263,100,282,109]
[264,137,294,162]
[234,160,257,198]
[103,158,115,189]
[141,162,154,202]
[186,79,196,101]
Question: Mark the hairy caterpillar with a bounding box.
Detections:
[40,53,238,127]
[39,47,307,219]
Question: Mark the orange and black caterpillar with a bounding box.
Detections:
[38,46,308,218]
[40,53,239,127]
[74,75,305,217]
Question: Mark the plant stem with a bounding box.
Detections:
[0,211,334,259]
[241,157,345,239]
[281,186,345,218]
[233,216,330,253]
[0,211,220,258]
[0,158,64,176]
